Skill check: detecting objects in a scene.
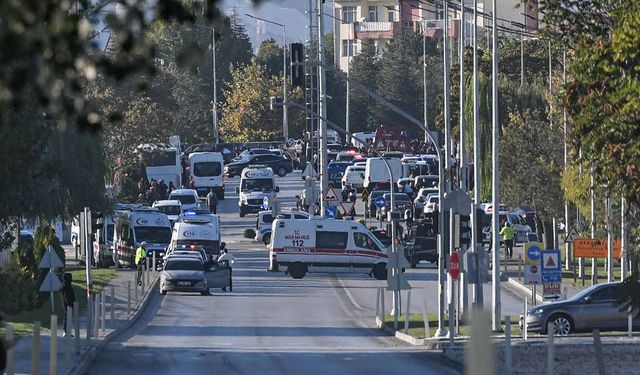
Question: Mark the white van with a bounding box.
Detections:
[341,165,366,190]
[152,200,182,227]
[189,152,225,199]
[363,157,403,190]
[236,166,279,217]
[255,209,310,245]
[93,214,116,268]
[269,219,388,280]
[169,214,221,263]
[113,207,172,269]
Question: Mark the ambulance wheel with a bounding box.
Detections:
[289,263,307,279]
[372,263,387,280]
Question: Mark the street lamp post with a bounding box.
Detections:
[245,14,289,142]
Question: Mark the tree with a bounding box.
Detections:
[256,39,284,76]
[348,39,380,133]
[219,62,288,142]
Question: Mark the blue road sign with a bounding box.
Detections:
[262,196,269,210]
[541,249,562,283]
[375,196,386,209]
[527,245,541,261]
[325,206,337,219]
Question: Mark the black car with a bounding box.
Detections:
[224,154,293,177]
[404,236,437,267]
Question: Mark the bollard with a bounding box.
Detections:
[592,329,606,375]
[563,286,568,300]
[86,298,92,344]
[94,294,100,337]
[141,274,146,298]
[505,315,512,375]
[127,281,132,314]
[464,310,494,375]
[101,292,106,334]
[422,299,431,338]
[375,288,380,320]
[32,322,41,375]
[523,297,528,341]
[50,315,58,375]
[6,324,14,375]
[380,289,385,323]
[547,322,555,375]
[518,256,522,281]
[64,307,72,368]
[146,257,150,288]
[152,251,156,275]
[404,291,411,334]
[134,279,139,306]
[74,301,80,354]
[628,306,633,337]
[110,285,115,326]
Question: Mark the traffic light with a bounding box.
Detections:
[474,208,484,244]
[290,43,304,87]
[459,215,472,247]
[91,211,103,232]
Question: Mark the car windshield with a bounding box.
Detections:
[171,194,196,205]
[241,178,273,191]
[135,227,171,243]
[164,259,203,271]
[193,161,221,177]
[157,205,181,215]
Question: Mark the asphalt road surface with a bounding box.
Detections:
[86,171,523,375]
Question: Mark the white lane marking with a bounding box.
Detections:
[335,275,369,312]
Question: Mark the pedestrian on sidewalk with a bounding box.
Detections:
[206,188,218,214]
[217,243,235,292]
[61,273,76,337]
[500,222,516,259]
[135,242,147,286]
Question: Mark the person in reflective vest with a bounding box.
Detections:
[500,223,516,259]
[135,241,147,286]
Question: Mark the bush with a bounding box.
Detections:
[0,250,39,314]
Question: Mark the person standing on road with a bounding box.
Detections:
[206,188,218,214]
[61,273,75,337]
[135,242,147,286]
[217,244,235,292]
[500,222,516,259]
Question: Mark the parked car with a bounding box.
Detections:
[404,236,437,267]
[414,187,438,217]
[225,153,293,177]
[522,282,639,335]
[377,193,413,221]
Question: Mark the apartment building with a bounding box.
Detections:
[333,0,539,71]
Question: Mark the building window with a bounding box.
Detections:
[342,6,356,23]
[342,39,357,57]
[368,6,378,22]
[388,9,395,22]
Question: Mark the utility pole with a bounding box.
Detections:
[345,22,351,144]
[423,31,429,143]
[621,197,628,281]
[471,0,483,310]
[491,0,502,332]
[317,0,328,217]
[211,27,219,144]
[606,192,613,283]
[282,25,289,142]
[591,165,597,285]
[563,48,570,270]
[459,0,467,192]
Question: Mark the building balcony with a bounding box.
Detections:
[354,21,400,39]
[414,19,459,39]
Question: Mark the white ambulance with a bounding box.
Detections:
[113,207,172,269]
[189,152,225,199]
[169,213,221,263]
[269,219,388,280]
[236,166,279,217]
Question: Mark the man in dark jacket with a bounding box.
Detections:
[61,273,76,336]
[206,189,218,214]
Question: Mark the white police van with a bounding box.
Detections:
[236,166,279,217]
[269,218,388,280]
[169,213,221,263]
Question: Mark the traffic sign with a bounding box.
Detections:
[302,164,318,179]
[262,196,269,210]
[375,196,386,209]
[541,249,562,283]
[574,238,622,258]
[564,226,578,243]
[524,242,543,284]
[339,201,356,216]
[387,248,412,291]
[361,188,369,202]
[322,187,339,202]
[543,283,562,300]
[39,270,62,292]
[324,206,337,219]
[38,246,64,269]
[449,251,460,280]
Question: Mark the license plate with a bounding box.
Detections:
[177,281,190,286]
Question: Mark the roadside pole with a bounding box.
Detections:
[491,0,502,331]
[621,197,628,280]
[590,166,597,285]
[471,0,482,311]
[316,0,328,218]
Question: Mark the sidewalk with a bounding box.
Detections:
[7,247,158,375]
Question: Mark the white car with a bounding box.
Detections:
[413,187,438,212]
[423,195,439,214]
[152,200,182,227]
[168,189,201,212]
[341,165,366,190]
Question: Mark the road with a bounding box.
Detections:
[87,171,525,374]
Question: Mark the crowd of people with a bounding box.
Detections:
[136,178,176,206]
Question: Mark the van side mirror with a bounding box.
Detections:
[275,186,280,192]
[235,187,240,194]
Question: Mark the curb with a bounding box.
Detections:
[64,275,159,375]
[374,316,470,350]
[506,277,543,304]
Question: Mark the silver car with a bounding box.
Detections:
[523,282,637,335]
[160,257,208,296]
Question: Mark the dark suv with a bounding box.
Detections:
[225,154,293,177]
